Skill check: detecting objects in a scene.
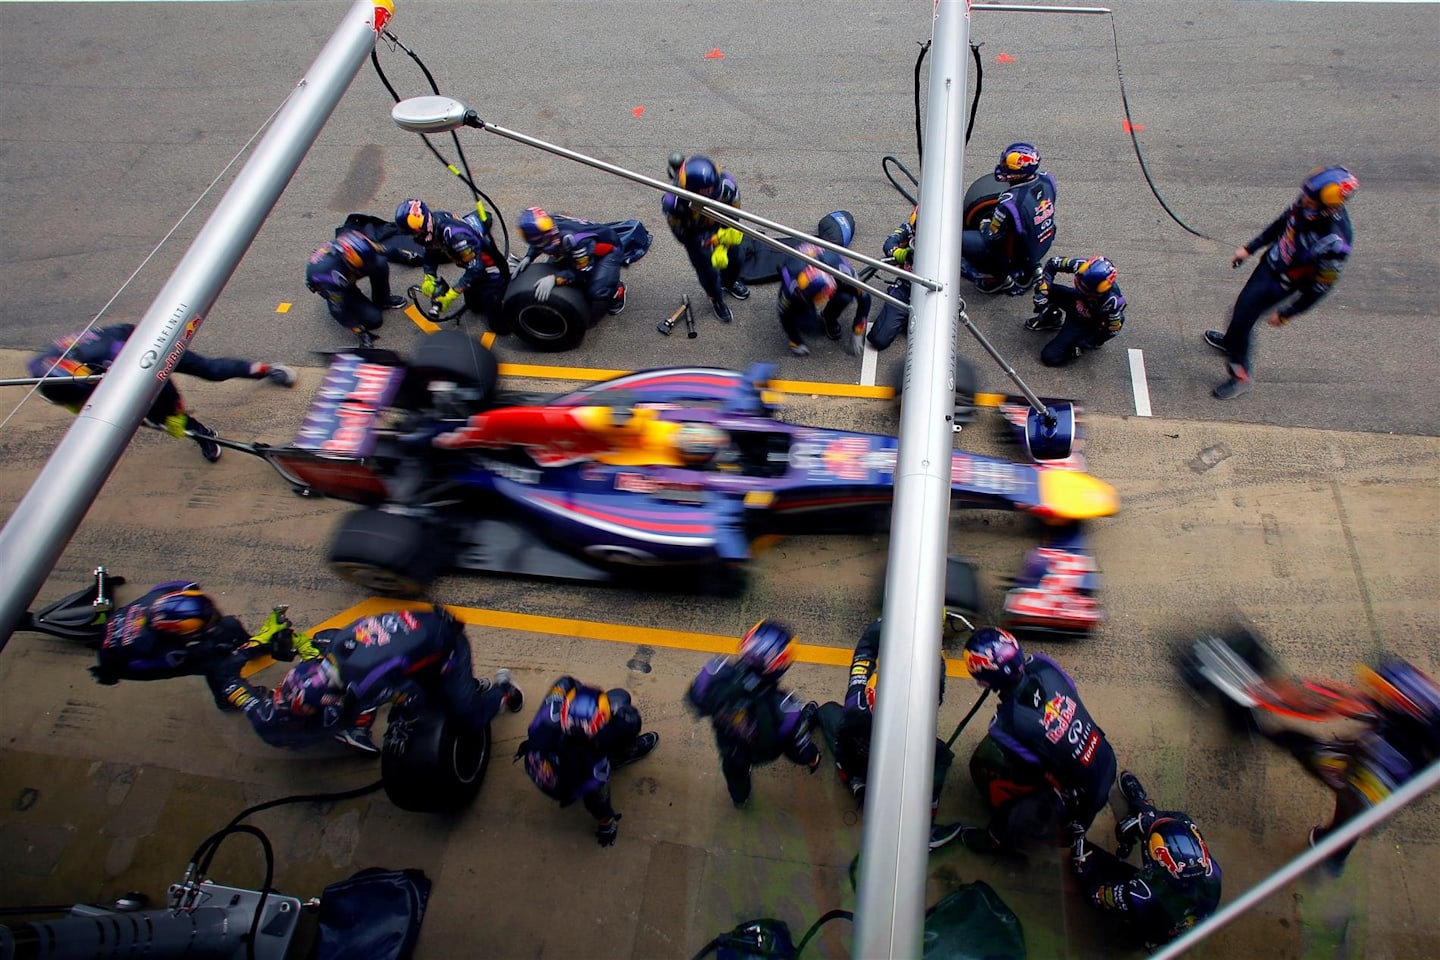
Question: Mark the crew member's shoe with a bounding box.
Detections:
[727,280,751,300]
[495,668,525,713]
[1203,330,1228,352]
[334,726,380,755]
[788,341,810,357]
[710,297,734,324]
[824,317,843,341]
[353,328,378,349]
[1119,770,1150,807]
[618,731,660,767]
[1213,363,1253,400]
[383,295,408,310]
[929,822,964,851]
[189,419,222,463]
[1026,307,1065,331]
[265,364,298,388]
[607,284,627,316]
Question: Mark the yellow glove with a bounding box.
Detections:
[717,227,744,248]
[711,246,729,270]
[435,288,462,311]
[420,274,439,298]
[291,631,322,661]
[892,246,911,265]
[163,413,190,439]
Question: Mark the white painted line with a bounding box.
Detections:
[1128,347,1152,417]
[860,331,879,386]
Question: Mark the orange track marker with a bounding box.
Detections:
[704,48,725,60]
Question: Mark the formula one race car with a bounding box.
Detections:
[217,331,1115,633]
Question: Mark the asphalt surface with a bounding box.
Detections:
[1,1,1439,959]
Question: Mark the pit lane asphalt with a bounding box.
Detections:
[2,0,1439,957]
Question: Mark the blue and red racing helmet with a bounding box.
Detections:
[963,627,1025,689]
[739,619,797,678]
[1145,817,1214,881]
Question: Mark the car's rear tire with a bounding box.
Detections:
[500,262,597,352]
[963,175,1008,229]
[328,509,439,597]
[944,556,983,619]
[381,703,491,813]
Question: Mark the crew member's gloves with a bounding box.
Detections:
[716,227,744,248]
[163,413,190,439]
[595,814,622,847]
[514,255,532,273]
[1231,246,1250,268]
[534,275,558,302]
[710,246,729,270]
[420,274,440,298]
[1069,822,1095,874]
[434,288,461,312]
[892,246,911,265]
[848,330,865,358]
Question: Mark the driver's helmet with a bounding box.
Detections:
[995,142,1041,183]
[677,156,721,198]
[1144,817,1214,881]
[739,619,797,678]
[333,230,372,271]
[1074,257,1118,296]
[1297,165,1359,219]
[1356,658,1440,730]
[518,206,560,249]
[560,686,612,738]
[675,422,727,465]
[146,586,221,640]
[963,627,1025,690]
[279,658,342,718]
[394,199,434,242]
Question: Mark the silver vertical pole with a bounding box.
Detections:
[0,0,393,643]
[853,0,969,955]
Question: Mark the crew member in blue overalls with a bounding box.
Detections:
[663,154,749,323]
[775,243,872,358]
[962,142,1058,294]
[1205,165,1357,399]
[515,206,627,315]
[393,199,512,329]
[956,627,1117,854]
[305,228,407,348]
[1028,256,1127,368]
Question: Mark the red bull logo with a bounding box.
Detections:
[1040,693,1076,743]
[1149,833,1182,878]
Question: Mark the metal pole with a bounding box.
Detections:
[460,114,936,290]
[1151,758,1440,959]
[852,0,969,955]
[0,0,393,644]
[701,207,912,312]
[0,376,106,388]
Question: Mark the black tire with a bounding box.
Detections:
[963,175,1008,229]
[943,556,983,618]
[396,329,498,411]
[500,261,597,352]
[381,703,491,813]
[328,509,440,597]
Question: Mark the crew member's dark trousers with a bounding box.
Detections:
[1220,259,1302,376]
[1040,287,1113,368]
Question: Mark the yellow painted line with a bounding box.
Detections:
[276,302,291,314]
[303,598,971,677]
[405,304,441,334]
[487,362,1008,407]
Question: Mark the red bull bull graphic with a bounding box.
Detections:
[1040,692,1076,744]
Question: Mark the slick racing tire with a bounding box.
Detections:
[328,509,440,597]
[500,261,598,353]
[397,329,498,413]
[943,556,983,620]
[381,703,491,813]
[963,175,1008,230]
